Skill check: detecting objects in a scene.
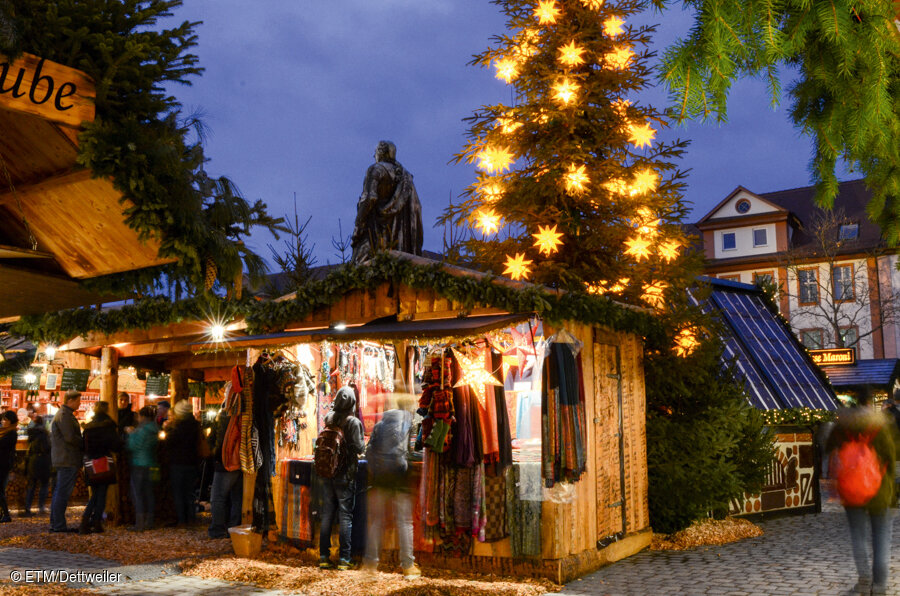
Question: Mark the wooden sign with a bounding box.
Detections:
[59,368,90,391]
[10,368,41,391]
[809,348,856,367]
[0,53,96,128]
[145,373,170,396]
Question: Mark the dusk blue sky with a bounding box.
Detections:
[170,1,852,268]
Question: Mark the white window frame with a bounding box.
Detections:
[752,228,768,247]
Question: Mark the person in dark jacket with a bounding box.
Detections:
[827,392,899,596]
[22,411,51,516]
[50,390,82,533]
[167,400,201,526]
[117,392,136,437]
[207,391,242,539]
[0,410,19,523]
[318,386,365,570]
[80,402,123,534]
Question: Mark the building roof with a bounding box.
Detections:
[822,358,900,390]
[698,277,838,411]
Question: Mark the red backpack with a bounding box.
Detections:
[314,424,345,479]
[834,431,886,507]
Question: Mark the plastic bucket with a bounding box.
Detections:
[228,525,262,558]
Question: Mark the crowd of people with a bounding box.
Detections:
[0,389,238,540]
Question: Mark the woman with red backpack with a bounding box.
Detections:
[827,390,899,596]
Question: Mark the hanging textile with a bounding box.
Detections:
[251,355,281,533]
[279,460,313,545]
[492,350,514,471]
[482,466,509,542]
[238,365,257,474]
[541,340,588,487]
[475,347,501,465]
[506,463,542,557]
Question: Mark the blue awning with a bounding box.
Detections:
[696,277,838,411]
[823,359,900,389]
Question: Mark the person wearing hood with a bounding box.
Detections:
[361,393,421,578]
[317,386,364,570]
[80,401,123,534]
[167,400,201,526]
[23,411,51,516]
[826,390,899,595]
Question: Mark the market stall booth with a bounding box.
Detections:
[812,350,900,405]
[699,278,838,517]
[55,255,653,582]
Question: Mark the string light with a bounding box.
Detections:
[475,209,501,234]
[658,239,682,262]
[495,57,519,83]
[605,46,634,70]
[503,253,533,280]
[553,77,578,105]
[532,224,564,255]
[564,163,589,194]
[477,145,515,173]
[628,122,656,149]
[534,0,560,24]
[558,40,586,67]
[624,236,652,261]
[603,16,625,37]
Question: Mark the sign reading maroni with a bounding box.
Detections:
[0,53,95,128]
[809,348,856,367]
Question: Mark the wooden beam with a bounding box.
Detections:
[171,369,189,404]
[64,322,216,351]
[0,168,91,207]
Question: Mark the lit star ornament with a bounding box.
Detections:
[477,145,515,173]
[632,168,658,194]
[475,209,500,234]
[558,41,586,67]
[603,16,625,37]
[564,163,589,194]
[479,180,504,203]
[579,0,603,9]
[534,0,560,24]
[628,122,656,149]
[624,236,652,261]
[658,239,682,262]
[553,78,578,105]
[503,253,533,280]
[606,45,634,69]
[494,58,519,83]
[451,347,502,407]
[641,282,668,310]
[674,329,700,357]
[532,224,564,255]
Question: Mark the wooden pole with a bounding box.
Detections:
[171,369,189,404]
[99,346,120,523]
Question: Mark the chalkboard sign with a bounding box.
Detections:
[59,368,90,392]
[10,368,41,391]
[145,373,170,396]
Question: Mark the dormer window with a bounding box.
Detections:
[735,199,751,214]
[839,223,859,240]
[722,232,736,251]
[753,228,768,247]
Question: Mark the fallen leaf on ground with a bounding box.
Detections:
[651,517,763,551]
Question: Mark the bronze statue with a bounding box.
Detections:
[351,141,423,264]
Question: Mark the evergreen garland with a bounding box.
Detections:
[760,407,836,427]
[9,253,663,345]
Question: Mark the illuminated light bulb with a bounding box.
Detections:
[628,122,656,149]
[23,372,36,385]
[658,240,682,263]
[579,0,604,9]
[674,329,699,357]
[503,253,533,280]
[642,282,668,309]
[45,346,56,360]
[475,209,501,234]
[209,323,226,343]
[624,236,652,261]
[477,145,515,173]
[159,430,167,440]
[632,168,659,194]
[532,224,564,255]
[494,58,519,83]
[564,163,589,194]
[496,116,522,134]
[552,78,579,105]
[558,40,586,67]
[534,0,560,24]
[605,45,634,70]
[603,16,625,37]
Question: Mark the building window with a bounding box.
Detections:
[752,228,768,247]
[754,271,774,286]
[839,326,858,348]
[719,274,741,282]
[722,232,736,251]
[839,223,859,241]
[832,265,855,301]
[735,199,751,214]
[800,329,823,349]
[798,269,818,305]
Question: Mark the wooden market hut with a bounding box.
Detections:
[55,253,654,582]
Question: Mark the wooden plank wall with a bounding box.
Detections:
[620,332,648,534]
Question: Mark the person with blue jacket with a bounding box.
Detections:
[126,406,159,531]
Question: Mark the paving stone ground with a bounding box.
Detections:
[555,500,900,596]
[1,499,898,595]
